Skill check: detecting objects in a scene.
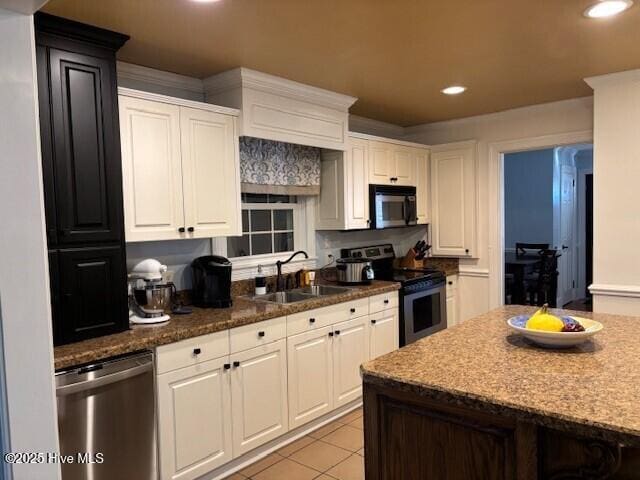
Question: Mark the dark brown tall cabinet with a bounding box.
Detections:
[35,13,130,346]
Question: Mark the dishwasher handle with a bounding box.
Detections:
[57,361,152,396]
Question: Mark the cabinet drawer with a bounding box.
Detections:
[156,330,229,375]
[369,292,399,314]
[230,316,286,354]
[287,297,369,337]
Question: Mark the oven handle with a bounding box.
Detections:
[402,284,446,300]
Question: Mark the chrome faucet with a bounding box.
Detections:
[276,250,309,291]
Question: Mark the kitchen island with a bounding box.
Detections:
[361,305,640,480]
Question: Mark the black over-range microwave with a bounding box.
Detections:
[369,185,418,229]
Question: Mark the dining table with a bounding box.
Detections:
[504,252,543,305]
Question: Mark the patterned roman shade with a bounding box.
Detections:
[239,137,321,195]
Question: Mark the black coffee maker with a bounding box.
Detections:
[191,255,233,308]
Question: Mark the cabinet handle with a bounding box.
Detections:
[465,249,469,254]
[335,330,341,335]
[383,299,389,304]
[188,226,195,232]
[328,332,334,337]
[224,363,231,370]
[350,308,356,313]
[193,348,201,355]
[178,227,185,233]
[390,177,398,182]
[371,319,377,325]
[309,318,316,324]
[233,361,240,368]
[258,331,265,337]
[448,281,453,285]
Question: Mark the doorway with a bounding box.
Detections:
[503,144,593,311]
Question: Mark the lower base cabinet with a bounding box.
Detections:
[369,310,399,359]
[446,275,459,327]
[157,357,233,480]
[287,326,334,430]
[231,339,288,456]
[332,316,370,408]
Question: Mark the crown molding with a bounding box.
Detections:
[118,87,239,116]
[589,283,640,298]
[348,131,429,149]
[348,114,406,139]
[117,61,204,94]
[458,266,490,278]
[204,67,358,111]
[585,69,640,90]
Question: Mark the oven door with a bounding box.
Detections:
[401,284,447,346]
[375,194,408,228]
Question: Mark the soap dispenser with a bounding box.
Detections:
[255,265,267,295]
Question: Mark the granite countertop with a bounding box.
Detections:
[361,305,640,446]
[54,280,400,371]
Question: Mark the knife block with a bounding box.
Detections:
[399,249,425,269]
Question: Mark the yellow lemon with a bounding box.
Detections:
[526,304,564,332]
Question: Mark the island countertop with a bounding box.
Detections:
[54,280,400,371]
[361,305,640,446]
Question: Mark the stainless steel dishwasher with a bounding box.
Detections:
[56,351,157,480]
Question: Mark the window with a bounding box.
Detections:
[227,194,299,258]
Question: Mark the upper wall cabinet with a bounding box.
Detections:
[317,133,429,230]
[203,68,357,151]
[118,89,242,242]
[430,141,478,257]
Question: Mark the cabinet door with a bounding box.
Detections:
[369,310,399,360]
[346,137,370,229]
[231,340,288,456]
[56,246,128,345]
[430,142,477,257]
[287,326,334,429]
[47,48,124,245]
[446,275,459,327]
[393,146,417,186]
[119,95,185,242]
[180,107,241,238]
[369,141,394,185]
[415,148,430,224]
[332,316,370,408]
[157,357,232,480]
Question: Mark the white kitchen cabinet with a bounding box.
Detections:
[230,339,288,456]
[157,357,232,480]
[430,141,478,257]
[317,136,370,230]
[119,89,241,242]
[332,316,370,407]
[446,275,459,327]
[287,326,334,429]
[392,145,417,186]
[369,309,399,359]
[368,141,417,186]
[414,147,429,224]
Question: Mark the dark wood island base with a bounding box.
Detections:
[363,381,640,479]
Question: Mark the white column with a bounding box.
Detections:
[586,70,640,315]
[0,8,60,480]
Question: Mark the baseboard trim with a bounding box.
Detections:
[199,400,362,480]
[589,283,640,298]
[458,267,490,278]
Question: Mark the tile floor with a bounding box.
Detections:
[225,407,364,480]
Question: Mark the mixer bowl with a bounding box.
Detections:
[133,284,174,315]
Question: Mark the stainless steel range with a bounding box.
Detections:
[340,244,447,345]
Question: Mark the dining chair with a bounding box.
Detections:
[515,242,550,257]
[527,249,559,307]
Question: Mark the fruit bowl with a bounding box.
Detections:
[507,314,603,348]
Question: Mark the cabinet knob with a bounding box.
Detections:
[233,361,240,368]
[383,299,389,304]
[309,318,316,324]
[258,331,265,337]
[448,281,453,285]
[328,332,334,337]
[188,226,195,232]
[350,308,356,313]
[193,348,201,355]
[335,330,341,335]
[465,249,469,254]
[371,319,377,325]
[224,363,231,370]
[178,227,185,233]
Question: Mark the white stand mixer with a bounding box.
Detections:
[128,259,172,324]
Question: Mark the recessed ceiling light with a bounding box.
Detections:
[584,0,633,18]
[441,86,466,95]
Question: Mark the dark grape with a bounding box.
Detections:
[562,322,585,333]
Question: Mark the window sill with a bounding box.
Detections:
[228,254,318,280]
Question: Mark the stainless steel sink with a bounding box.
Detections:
[294,285,352,296]
[252,291,316,304]
[251,285,352,304]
